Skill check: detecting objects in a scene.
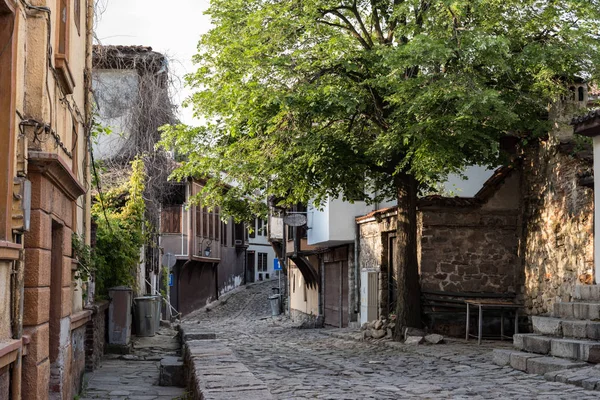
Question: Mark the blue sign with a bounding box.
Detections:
[274,258,282,271]
[168,273,174,287]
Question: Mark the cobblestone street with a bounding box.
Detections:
[182,280,600,400]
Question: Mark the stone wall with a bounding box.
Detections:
[85,301,108,371]
[70,325,86,396]
[357,210,397,318]
[0,366,9,400]
[520,140,594,315]
[420,209,520,293]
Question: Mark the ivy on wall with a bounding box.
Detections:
[92,158,146,297]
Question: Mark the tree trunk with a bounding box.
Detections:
[393,172,422,340]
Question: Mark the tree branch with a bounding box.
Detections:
[319,8,372,50]
[370,1,386,44]
[347,1,375,48]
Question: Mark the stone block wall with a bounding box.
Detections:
[0,366,9,399]
[357,211,398,317]
[520,140,594,315]
[85,301,108,371]
[420,210,520,293]
[70,325,86,396]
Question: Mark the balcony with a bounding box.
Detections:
[160,205,189,257]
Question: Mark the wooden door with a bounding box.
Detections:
[324,261,349,327]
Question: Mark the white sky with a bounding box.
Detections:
[94,0,212,125]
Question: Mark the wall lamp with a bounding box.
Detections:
[200,239,212,258]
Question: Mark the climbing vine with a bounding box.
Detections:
[72,233,94,283]
[92,158,146,297]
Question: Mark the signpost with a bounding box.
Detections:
[274,258,282,298]
[162,253,177,320]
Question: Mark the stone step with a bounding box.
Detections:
[553,302,600,320]
[514,333,600,363]
[493,349,588,375]
[532,316,600,340]
[573,285,600,302]
[159,356,185,387]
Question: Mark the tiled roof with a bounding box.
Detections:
[92,44,166,71]
[355,206,398,222]
[93,44,153,53]
[571,109,600,125]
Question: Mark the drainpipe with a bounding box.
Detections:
[354,221,361,316]
[11,242,25,400]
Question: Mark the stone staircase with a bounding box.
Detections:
[493,285,600,391]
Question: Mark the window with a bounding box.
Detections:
[58,0,68,55]
[161,206,182,234]
[257,219,267,236]
[258,252,268,272]
[203,207,209,238]
[213,207,220,240]
[196,206,220,240]
[74,0,81,35]
[234,222,245,244]
[221,221,227,246]
[249,218,256,238]
[54,0,75,94]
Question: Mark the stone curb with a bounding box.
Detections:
[180,324,274,400]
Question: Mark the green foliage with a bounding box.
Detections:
[72,233,94,283]
[92,158,146,296]
[160,0,600,219]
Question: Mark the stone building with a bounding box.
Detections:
[92,44,177,297]
[356,168,523,334]
[0,0,98,398]
[355,85,595,336]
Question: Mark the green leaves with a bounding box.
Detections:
[162,0,600,217]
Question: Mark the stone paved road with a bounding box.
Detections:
[81,327,187,400]
[182,280,600,400]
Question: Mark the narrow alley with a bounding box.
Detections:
[180,280,600,400]
[80,327,187,400]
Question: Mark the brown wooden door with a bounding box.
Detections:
[324,261,349,327]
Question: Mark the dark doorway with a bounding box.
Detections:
[50,221,64,366]
[388,235,397,316]
[246,251,255,283]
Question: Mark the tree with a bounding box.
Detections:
[161,0,600,334]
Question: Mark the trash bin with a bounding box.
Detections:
[108,286,133,345]
[268,294,281,316]
[134,296,157,337]
[151,295,162,332]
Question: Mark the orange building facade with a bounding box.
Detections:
[0,0,93,398]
